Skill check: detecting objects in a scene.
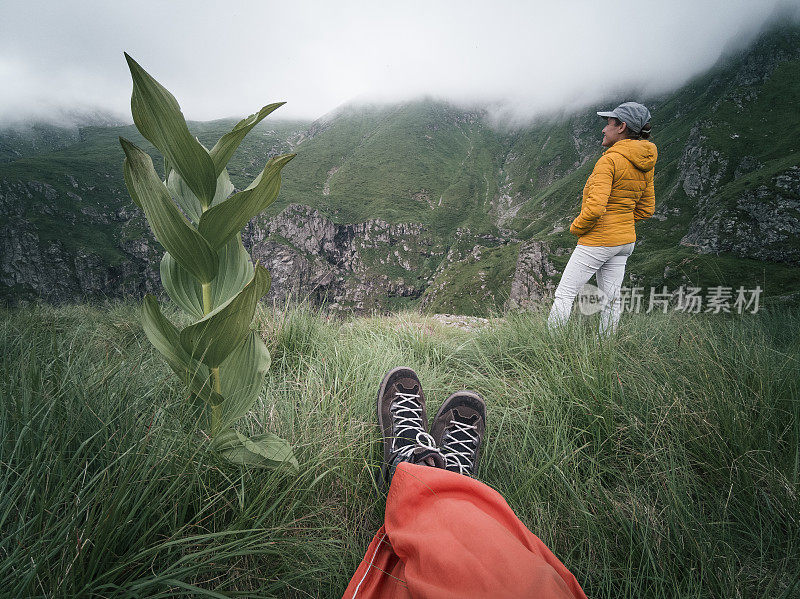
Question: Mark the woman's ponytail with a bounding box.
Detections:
[638,122,652,140]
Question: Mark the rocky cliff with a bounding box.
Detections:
[680,166,800,264]
[246,204,443,311]
[0,178,161,304]
[1,183,557,313]
[505,240,558,311]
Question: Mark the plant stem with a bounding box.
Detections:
[202,283,212,316]
[211,367,221,393]
[199,205,224,432]
[201,199,212,316]
[211,366,222,433]
[201,252,223,430]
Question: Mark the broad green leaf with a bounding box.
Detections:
[141,296,216,402]
[167,167,235,225]
[209,428,241,451]
[140,297,220,431]
[198,154,295,250]
[161,234,254,318]
[160,252,204,320]
[209,102,285,176]
[179,263,271,367]
[144,324,267,434]
[211,234,254,307]
[213,429,298,471]
[125,53,217,206]
[121,137,218,283]
[141,294,191,376]
[210,168,235,207]
[123,155,141,209]
[216,331,270,430]
[165,170,203,224]
[240,432,298,471]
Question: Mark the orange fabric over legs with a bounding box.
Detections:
[343,463,587,599]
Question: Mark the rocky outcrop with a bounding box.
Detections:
[491,151,525,229]
[0,178,161,305]
[680,166,800,265]
[505,240,557,310]
[570,115,601,169]
[678,122,729,200]
[714,25,800,111]
[2,172,502,312]
[245,204,440,312]
[668,27,800,267]
[0,181,450,311]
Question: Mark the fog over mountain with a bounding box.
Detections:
[1,0,798,126]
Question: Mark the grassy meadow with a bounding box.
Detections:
[1,302,798,598]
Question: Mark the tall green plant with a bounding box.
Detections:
[119,53,297,470]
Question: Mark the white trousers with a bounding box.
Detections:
[547,242,635,336]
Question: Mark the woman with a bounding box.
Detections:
[547,101,657,335]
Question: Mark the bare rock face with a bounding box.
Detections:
[0,177,451,312]
[570,115,601,169]
[245,204,438,312]
[491,151,526,228]
[506,240,557,310]
[264,204,337,256]
[0,178,161,305]
[250,239,335,305]
[669,34,800,267]
[680,166,800,265]
[678,122,729,200]
[0,172,447,311]
[1,222,52,292]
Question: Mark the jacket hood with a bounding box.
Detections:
[605,139,657,171]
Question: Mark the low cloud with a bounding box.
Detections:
[1,0,798,127]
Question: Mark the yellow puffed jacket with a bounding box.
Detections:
[570,138,657,246]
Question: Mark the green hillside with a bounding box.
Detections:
[264,101,505,235]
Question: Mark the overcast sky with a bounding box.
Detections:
[1,0,798,126]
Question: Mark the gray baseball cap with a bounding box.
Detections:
[597,102,651,134]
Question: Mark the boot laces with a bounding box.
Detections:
[390,391,426,451]
[394,430,440,462]
[442,418,479,475]
[390,391,441,462]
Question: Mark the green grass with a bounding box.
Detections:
[2,302,798,597]
[423,242,521,315]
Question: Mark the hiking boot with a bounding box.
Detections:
[430,391,486,477]
[377,367,444,489]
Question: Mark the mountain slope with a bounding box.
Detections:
[2,23,799,314]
